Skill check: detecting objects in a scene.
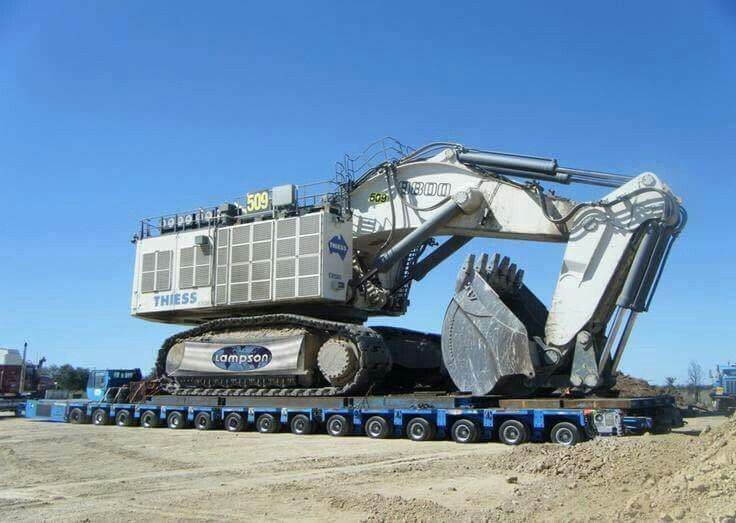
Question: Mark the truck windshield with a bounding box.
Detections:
[722,369,736,377]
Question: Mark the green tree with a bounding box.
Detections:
[42,364,90,391]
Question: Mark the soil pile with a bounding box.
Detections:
[486,416,736,521]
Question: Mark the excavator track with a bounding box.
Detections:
[156,314,392,397]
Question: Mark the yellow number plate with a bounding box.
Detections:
[245,190,271,213]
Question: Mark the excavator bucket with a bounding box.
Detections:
[441,254,540,395]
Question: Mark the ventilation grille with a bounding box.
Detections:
[298,275,320,297]
[179,244,211,289]
[141,250,173,293]
[215,229,230,305]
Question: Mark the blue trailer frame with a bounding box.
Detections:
[20,398,647,445]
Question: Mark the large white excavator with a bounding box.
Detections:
[130,139,686,398]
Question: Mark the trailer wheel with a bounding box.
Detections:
[256,413,280,433]
[68,407,86,424]
[326,414,352,437]
[451,419,480,444]
[194,412,214,430]
[290,414,314,435]
[550,421,580,446]
[115,410,133,427]
[167,411,187,430]
[364,416,391,439]
[140,410,160,428]
[91,408,109,426]
[224,412,245,432]
[498,419,529,445]
[406,417,435,442]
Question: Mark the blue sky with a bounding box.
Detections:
[1,1,734,385]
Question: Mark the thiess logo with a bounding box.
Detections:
[328,235,348,260]
[212,345,272,371]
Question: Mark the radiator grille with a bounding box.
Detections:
[179,267,194,288]
[276,238,296,258]
[231,244,250,264]
[275,278,296,299]
[230,263,250,283]
[299,235,319,255]
[300,214,320,235]
[230,283,249,303]
[277,218,297,238]
[276,259,296,278]
[298,275,320,297]
[251,261,271,281]
[298,255,319,276]
[231,224,251,245]
[252,242,272,261]
[141,251,172,293]
[253,221,273,242]
[251,280,271,301]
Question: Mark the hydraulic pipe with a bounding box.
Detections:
[456,150,631,187]
[392,235,472,291]
[611,311,639,374]
[373,197,463,271]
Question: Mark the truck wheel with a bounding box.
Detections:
[256,413,280,433]
[550,422,580,446]
[326,414,352,437]
[365,416,391,439]
[194,412,214,430]
[140,410,160,428]
[451,419,480,444]
[115,410,133,427]
[167,411,187,430]
[290,414,314,435]
[92,408,109,426]
[224,412,245,432]
[498,419,529,445]
[406,417,435,442]
[68,407,86,424]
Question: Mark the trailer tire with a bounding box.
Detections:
[406,417,435,442]
[91,408,109,426]
[451,419,480,444]
[364,416,391,439]
[550,421,580,446]
[224,412,245,432]
[325,414,352,437]
[194,412,214,430]
[69,407,86,424]
[498,419,529,445]
[256,413,280,433]
[115,410,134,427]
[290,414,314,435]
[140,410,160,428]
[167,411,187,430]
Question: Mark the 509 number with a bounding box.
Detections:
[246,190,271,213]
[369,192,389,203]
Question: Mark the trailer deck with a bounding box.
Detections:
[20,392,670,446]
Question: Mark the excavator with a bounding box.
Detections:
[130,139,686,398]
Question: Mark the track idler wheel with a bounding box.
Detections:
[317,337,359,387]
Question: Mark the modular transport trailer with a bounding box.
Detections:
[22,393,661,446]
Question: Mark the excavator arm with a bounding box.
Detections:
[346,144,685,395]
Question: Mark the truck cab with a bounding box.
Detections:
[710,364,736,414]
[87,369,142,401]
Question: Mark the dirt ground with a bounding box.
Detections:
[0,413,734,522]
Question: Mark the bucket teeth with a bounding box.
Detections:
[484,253,524,296]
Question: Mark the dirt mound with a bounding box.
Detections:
[613,373,667,397]
[486,416,736,521]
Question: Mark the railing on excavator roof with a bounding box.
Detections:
[135,182,340,239]
[334,137,414,186]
